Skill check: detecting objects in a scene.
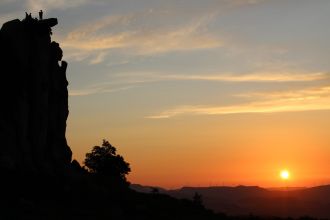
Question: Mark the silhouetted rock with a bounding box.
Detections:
[0,16,71,177]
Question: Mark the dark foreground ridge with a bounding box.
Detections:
[0,16,326,220]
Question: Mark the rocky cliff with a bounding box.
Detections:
[0,15,72,176]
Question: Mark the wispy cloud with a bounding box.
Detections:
[236,86,330,99]
[230,0,266,5]
[26,0,87,12]
[68,75,148,96]
[69,84,135,96]
[147,85,330,118]
[61,11,221,60]
[68,71,329,97]
[89,51,108,65]
[54,0,271,64]
[114,71,329,83]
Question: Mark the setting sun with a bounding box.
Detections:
[280,170,290,180]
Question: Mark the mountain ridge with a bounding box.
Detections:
[131,184,330,218]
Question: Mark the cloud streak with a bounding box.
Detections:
[115,71,329,83]
[69,84,136,96]
[68,71,329,97]
[53,0,271,64]
[147,85,330,118]
[61,11,221,60]
[89,51,108,65]
[26,0,88,12]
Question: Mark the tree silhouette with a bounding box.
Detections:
[151,187,160,194]
[84,139,131,182]
[193,192,203,207]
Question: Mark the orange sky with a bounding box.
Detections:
[67,109,330,188]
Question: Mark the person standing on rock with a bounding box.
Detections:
[39,10,43,20]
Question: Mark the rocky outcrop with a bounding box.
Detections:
[0,15,72,176]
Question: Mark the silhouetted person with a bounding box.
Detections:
[39,10,43,20]
[24,12,34,24]
[24,12,32,20]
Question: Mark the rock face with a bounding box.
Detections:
[0,16,72,176]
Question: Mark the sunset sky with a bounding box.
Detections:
[1,0,330,188]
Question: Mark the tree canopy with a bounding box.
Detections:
[84,139,131,182]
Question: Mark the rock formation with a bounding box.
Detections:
[0,15,72,176]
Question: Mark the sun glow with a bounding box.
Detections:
[280,170,290,180]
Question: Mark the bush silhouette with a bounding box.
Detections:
[84,139,131,183]
[193,192,203,207]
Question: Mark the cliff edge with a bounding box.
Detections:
[0,15,72,177]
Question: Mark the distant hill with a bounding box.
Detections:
[132,184,330,219]
[267,187,307,191]
[131,184,167,194]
